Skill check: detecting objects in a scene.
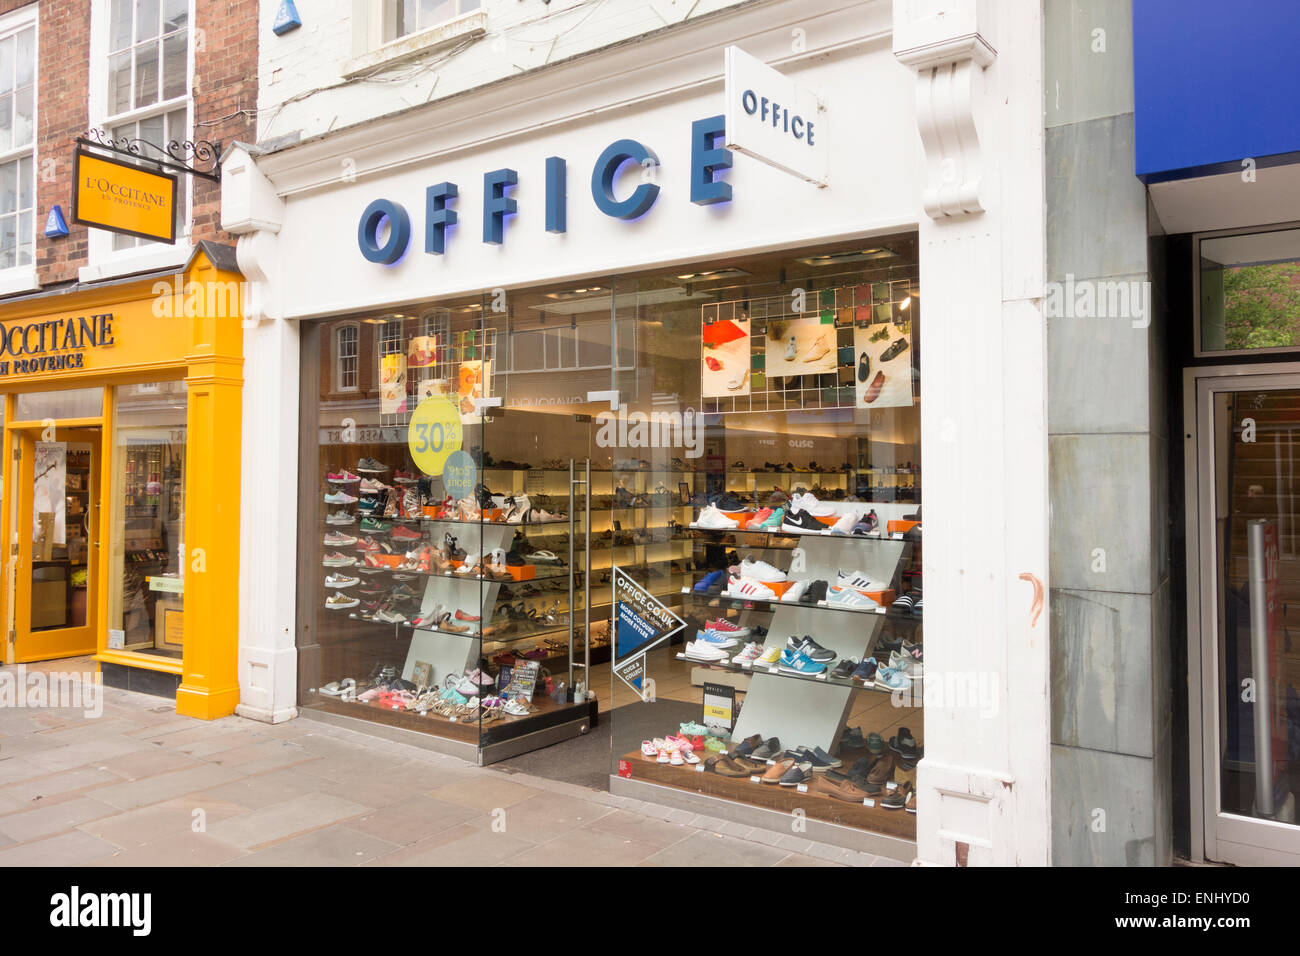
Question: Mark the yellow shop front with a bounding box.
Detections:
[0,243,243,719]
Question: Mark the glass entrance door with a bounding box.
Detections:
[1194,371,1300,863]
[10,426,101,662]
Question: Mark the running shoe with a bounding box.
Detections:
[327,470,360,483]
[726,575,777,600]
[324,491,357,505]
[739,557,787,583]
[324,573,358,588]
[777,648,825,675]
[696,505,739,530]
[781,509,825,534]
[826,586,879,609]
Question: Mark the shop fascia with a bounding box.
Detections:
[0,313,115,375]
[355,115,737,263]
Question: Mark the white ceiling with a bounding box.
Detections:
[1150,163,1300,235]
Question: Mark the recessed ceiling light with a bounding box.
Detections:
[675,268,751,281]
[794,249,898,266]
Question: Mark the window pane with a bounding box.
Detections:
[0,36,13,94]
[14,27,33,86]
[135,0,160,42]
[108,380,187,659]
[109,51,133,115]
[162,31,186,100]
[16,209,30,265]
[134,42,159,108]
[15,388,104,421]
[13,85,31,147]
[18,155,31,209]
[0,95,11,153]
[139,113,163,147]
[0,160,15,215]
[1200,229,1300,352]
[0,214,14,269]
[162,0,187,32]
[110,0,133,52]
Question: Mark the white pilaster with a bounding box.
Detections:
[223,147,300,723]
[894,0,1051,866]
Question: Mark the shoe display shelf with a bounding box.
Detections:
[613,498,920,856]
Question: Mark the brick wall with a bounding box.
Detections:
[2,0,258,292]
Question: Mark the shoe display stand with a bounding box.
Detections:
[612,488,922,859]
[716,533,908,752]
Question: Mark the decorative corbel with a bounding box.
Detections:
[893,0,997,219]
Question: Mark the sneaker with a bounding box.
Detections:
[359,478,386,494]
[786,634,836,663]
[727,575,777,600]
[745,507,773,529]
[781,579,809,603]
[693,570,726,593]
[711,493,751,512]
[837,569,885,591]
[392,469,417,484]
[777,648,825,674]
[360,517,392,534]
[323,531,357,547]
[324,491,357,504]
[751,736,782,760]
[850,509,880,535]
[705,618,751,637]
[826,585,879,609]
[731,642,763,664]
[327,470,360,483]
[830,658,858,679]
[756,507,786,530]
[888,726,923,760]
[755,645,781,666]
[781,509,825,534]
[356,457,387,473]
[889,649,923,680]
[696,505,739,530]
[695,629,738,649]
[882,778,915,811]
[322,552,356,567]
[874,667,909,690]
[739,557,787,583]
[325,591,359,609]
[851,657,879,683]
[826,511,860,535]
[325,510,356,525]
[799,580,829,605]
[790,492,835,516]
[324,573,359,589]
[391,525,423,542]
[682,641,728,662]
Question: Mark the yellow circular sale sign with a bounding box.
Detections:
[407,395,463,476]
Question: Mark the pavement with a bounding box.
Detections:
[0,673,904,867]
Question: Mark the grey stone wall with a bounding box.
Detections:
[1044,0,1173,865]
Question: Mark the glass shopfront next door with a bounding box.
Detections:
[1191,368,1300,864]
[8,424,101,662]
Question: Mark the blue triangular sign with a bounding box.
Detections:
[44,205,68,238]
[272,0,301,35]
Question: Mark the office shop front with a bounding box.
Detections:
[0,243,244,720]
[226,1,1051,863]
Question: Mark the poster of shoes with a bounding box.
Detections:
[457,359,491,419]
[701,311,751,397]
[854,321,914,408]
[380,353,407,414]
[764,316,837,378]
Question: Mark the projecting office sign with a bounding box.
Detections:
[72,150,178,244]
[723,45,829,186]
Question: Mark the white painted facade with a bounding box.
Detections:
[225,0,1051,865]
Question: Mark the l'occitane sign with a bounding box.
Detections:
[73,150,177,243]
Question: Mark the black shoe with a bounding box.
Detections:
[781,509,824,533]
[831,658,858,680]
[799,580,829,604]
[779,760,814,787]
[879,338,910,363]
[786,634,836,663]
[857,352,870,382]
[711,493,751,512]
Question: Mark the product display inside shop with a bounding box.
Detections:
[298,235,923,821]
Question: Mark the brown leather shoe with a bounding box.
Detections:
[705,755,750,778]
[814,770,871,803]
[761,756,796,784]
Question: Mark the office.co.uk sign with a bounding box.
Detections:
[356,115,734,264]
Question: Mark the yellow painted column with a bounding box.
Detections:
[176,253,244,719]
